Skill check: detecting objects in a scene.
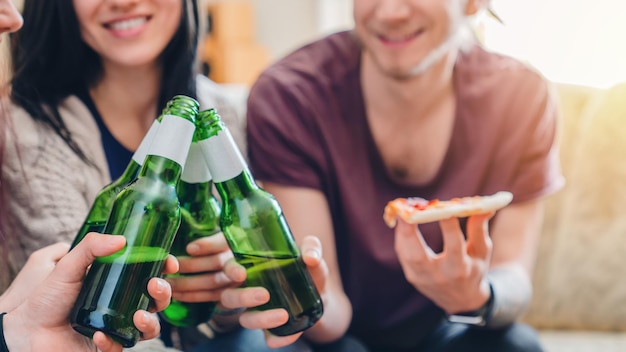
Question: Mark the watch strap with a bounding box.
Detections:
[446,283,495,326]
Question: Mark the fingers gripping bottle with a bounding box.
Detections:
[199,108,323,336]
[70,95,199,347]
[70,118,160,249]
[160,109,222,327]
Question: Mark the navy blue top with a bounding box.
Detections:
[77,88,133,180]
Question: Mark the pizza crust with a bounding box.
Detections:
[384,191,514,227]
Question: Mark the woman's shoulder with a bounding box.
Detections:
[7,96,107,167]
[8,95,97,139]
[3,96,109,202]
[1,96,110,264]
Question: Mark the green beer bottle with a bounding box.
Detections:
[160,109,222,327]
[70,119,160,249]
[70,95,199,348]
[199,109,323,336]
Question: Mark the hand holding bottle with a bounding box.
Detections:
[71,95,199,347]
[0,243,70,313]
[219,235,328,349]
[199,109,324,338]
[1,233,178,352]
[167,233,236,304]
[160,109,230,327]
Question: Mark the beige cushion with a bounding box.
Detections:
[525,83,626,330]
[540,330,626,352]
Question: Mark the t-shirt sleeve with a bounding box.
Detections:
[504,76,565,203]
[246,71,326,191]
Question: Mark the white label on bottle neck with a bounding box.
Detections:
[181,142,212,183]
[132,120,160,165]
[199,129,246,183]
[148,114,195,168]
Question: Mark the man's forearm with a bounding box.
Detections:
[303,289,352,344]
[486,265,532,328]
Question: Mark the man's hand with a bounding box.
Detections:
[394,213,494,314]
[0,242,68,313]
[166,233,235,303]
[219,235,328,349]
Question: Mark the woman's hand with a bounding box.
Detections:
[166,233,235,304]
[2,232,178,352]
[219,235,328,349]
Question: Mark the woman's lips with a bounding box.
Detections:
[104,16,150,38]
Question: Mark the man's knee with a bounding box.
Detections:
[488,323,544,352]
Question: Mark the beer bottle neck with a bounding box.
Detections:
[181,143,213,184]
[131,120,160,165]
[178,180,214,204]
[140,156,183,185]
[214,170,258,201]
[140,114,195,185]
[200,128,249,183]
[115,160,142,185]
[110,120,160,185]
[199,126,259,200]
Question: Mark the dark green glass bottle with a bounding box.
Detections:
[70,96,199,348]
[160,109,222,327]
[198,109,323,336]
[70,119,161,249]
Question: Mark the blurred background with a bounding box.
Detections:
[204,0,626,90]
[9,0,624,90]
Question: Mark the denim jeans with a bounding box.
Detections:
[185,328,368,352]
[182,321,543,352]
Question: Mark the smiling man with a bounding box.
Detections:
[241,0,564,351]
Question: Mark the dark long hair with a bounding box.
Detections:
[9,0,201,164]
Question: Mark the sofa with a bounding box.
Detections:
[522,82,626,351]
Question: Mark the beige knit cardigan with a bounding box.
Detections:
[0,76,245,351]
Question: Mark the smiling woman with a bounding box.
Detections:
[72,0,182,68]
[1,0,245,350]
[0,1,179,352]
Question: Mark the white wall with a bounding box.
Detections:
[484,0,626,89]
[251,0,626,89]
[250,0,353,61]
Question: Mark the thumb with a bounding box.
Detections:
[50,233,126,284]
[301,235,322,267]
[300,235,327,293]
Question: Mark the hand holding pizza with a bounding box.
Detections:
[386,192,513,314]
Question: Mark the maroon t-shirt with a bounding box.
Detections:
[246,31,564,349]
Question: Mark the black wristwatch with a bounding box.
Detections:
[446,284,495,326]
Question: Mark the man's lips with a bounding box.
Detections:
[378,29,425,46]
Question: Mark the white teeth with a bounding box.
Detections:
[109,17,147,31]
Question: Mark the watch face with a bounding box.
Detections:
[446,314,487,326]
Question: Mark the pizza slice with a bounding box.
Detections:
[383,191,514,227]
